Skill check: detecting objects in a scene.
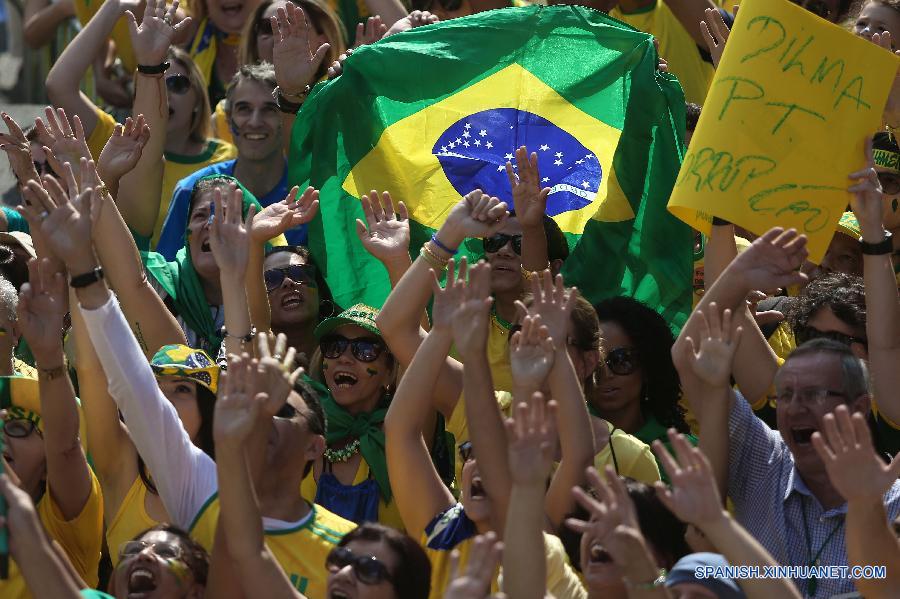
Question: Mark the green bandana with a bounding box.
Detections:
[141,175,264,353]
[320,392,392,502]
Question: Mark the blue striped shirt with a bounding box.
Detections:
[727,394,900,598]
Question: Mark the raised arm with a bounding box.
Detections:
[654,432,802,599]
[22,162,215,529]
[246,186,319,333]
[524,273,594,527]
[211,355,305,599]
[506,146,551,272]
[376,191,508,416]
[384,289,459,538]
[849,138,900,424]
[451,260,512,532]
[117,0,191,238]
[45,0,131,137]
[24,0,76,49]
[16,255,91,520]
[0,112,41,187]
[813,405,900,599]
[501,392,556,599]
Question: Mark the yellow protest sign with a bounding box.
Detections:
[667,0,899,262]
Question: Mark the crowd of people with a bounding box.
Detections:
[0,0,898,597]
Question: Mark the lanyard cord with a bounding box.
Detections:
[799,497,843,597]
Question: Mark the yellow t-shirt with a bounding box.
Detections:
[596,422,661,484]
[1,470,104,598]
[106,477,162,568]
[611,0,715,104]
[74,0,137,73]
[447,390,514,486]
[86,108,118,160]
[155,139,237,245]
[693,235,753,307]
[189,497,355,598]
[300,460,406,531]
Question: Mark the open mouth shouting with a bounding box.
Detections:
[126,566,158,599]
[279,289,305,310]
[332,371,359,389]
[220,0,245,17]
[470,476,487,500]
[791,426,817,446]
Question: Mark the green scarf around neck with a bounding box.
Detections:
[320,392,392,502]
[142,175,264,353]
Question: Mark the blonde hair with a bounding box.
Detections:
[169,46,213,144]
[238,0,347,77]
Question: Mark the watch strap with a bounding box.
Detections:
[137,61,170,75]
[70,267,104,288]
[859,230,893,255]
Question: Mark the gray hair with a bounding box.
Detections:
[787,338,871,399]
[0,276,18,321]
[223,61,278,115]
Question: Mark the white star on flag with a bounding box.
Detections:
[463,131,471,138]
[496,165,505,171]
[455,138,462,144]
[586,154,594,159]
[540,144,549,151]
[486,141,493,149]
[504,153,513,160]
[440,146,447,152]
[581,181,590,189]
[554,159,562,166]
[541,177,549,182]
[463,140,470,147]
[474,139,481,146]
[465,123,471,129]
[555,152,563,158]
[479,129,487,137]
[575,159,584,164]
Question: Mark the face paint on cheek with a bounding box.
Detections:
[366,367,379,377]
[165,558,191,588]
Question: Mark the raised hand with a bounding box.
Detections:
[126,0,191,66]
[812,404,900,504]
[354,190,411,265]
[678,302,742,388]
[450,260,494,358]
[652,430,726,527]
[214,354,266,447]
[326,49,352,80]
[250,185,320,245]
[97,115,151,184]
[384,10,439,37]
[728,227,809,293]
[517,270,576,345]
[272,1,330,95]
[506,146,549,228]
[0,112,40,185]
[509,315,556,391]
[255,331,305,418]
[700,7,731,69]
[430,257,468,331]
[17,258,68,361]
[443,532,503,599]
[565,465,642,563]
[505,391,558,486]
[35,107,91,180]
[848,136,887,241]
[209,184,256,278]
[439,190,509,247]
[354,15,387,48]
[18,160,99,272]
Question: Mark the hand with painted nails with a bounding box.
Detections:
[355,190,410,265]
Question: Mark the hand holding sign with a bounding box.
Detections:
[668,0,900,263]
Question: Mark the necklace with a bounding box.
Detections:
[324,439,361,463]
[799,497,843,597]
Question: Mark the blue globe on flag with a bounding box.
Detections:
[433,108,602,217]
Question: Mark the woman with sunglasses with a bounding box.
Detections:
[261,246,323,359]
[46,0,237,249]
[301,304,450,531]
[589,297,695,481]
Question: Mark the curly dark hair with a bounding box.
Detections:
[336,523,431,598]
[787,272,866,333]
[592,296,690,433]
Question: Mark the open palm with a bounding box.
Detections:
[272,1,329,94]
[98,115,150,182]
[17,258,67,358]
[250,186,319,244]
[355,190,410,263]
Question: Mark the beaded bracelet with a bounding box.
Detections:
[420,243,449,270]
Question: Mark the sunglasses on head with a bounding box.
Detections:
[320,335,385,363]
[794,325,867,348]
[458,441,473,463]
[603,347,639,376]
[482,233,522,254]
[326,546,394,586]
[119,539,184,562]
[3,418,41,439]
[165,73,191,95]
[264,264,317,293]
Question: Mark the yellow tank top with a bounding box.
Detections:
[595,421,661,484]
[189,497,355,598]
[301,459,406,531]
[106,477,164,567]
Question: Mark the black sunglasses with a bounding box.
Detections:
[482,233,522,254]
[165,73,191,95]
[3,418,41,439]
[794,325,867,348]
[326,546,394,586]
[264,264,318,293]
[458,441,473,463]
[604,347,639,376]
[320,335,385,363]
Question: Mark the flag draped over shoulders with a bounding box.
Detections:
[289,4,693,332]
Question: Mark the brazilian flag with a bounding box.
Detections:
[289,5,693,330]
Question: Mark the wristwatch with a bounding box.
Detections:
[70,267,104,288]
[859,230,893,255]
